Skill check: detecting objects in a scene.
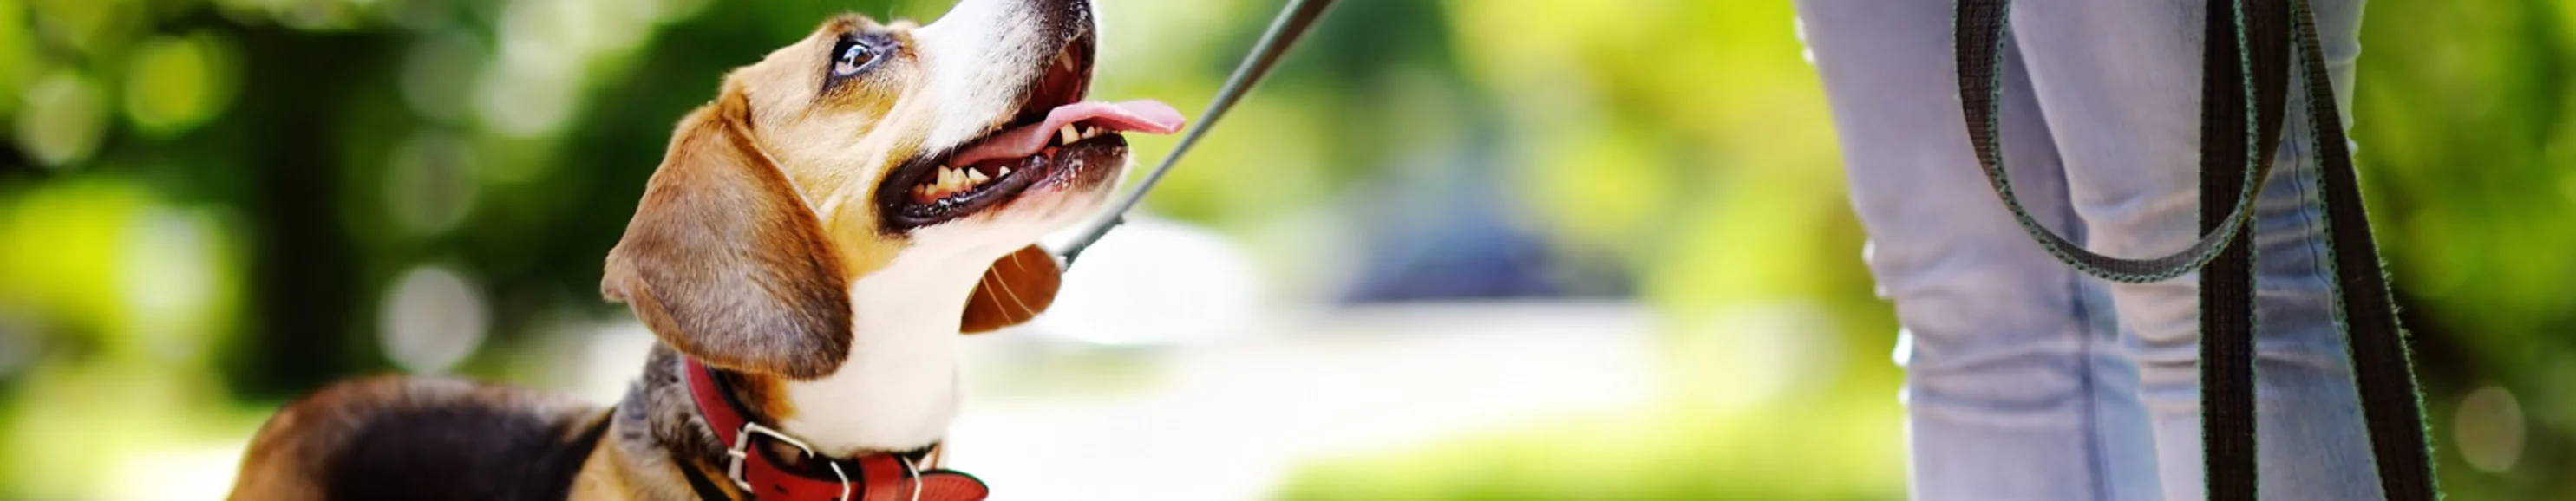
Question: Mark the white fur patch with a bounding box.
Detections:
[775,0,1118,457]
[913,0,1050,150]
[779,208,1082,453]
[778,245,982,454]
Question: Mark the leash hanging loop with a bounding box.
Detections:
[1952,0,2436,498]
[1053,0,1340,268]
[1952,0,2280,283]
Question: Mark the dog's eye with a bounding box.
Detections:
[831,36,878,77]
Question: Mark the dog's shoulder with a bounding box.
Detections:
[230,375,611,501]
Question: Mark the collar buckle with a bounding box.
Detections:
[725,421,852,500]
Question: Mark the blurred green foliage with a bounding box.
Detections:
[0,0,2566,499]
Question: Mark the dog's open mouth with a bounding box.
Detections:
[880,30,1185,229]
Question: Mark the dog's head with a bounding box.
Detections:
[602,0,1181,380]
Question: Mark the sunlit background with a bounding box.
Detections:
[0,0,2567,499]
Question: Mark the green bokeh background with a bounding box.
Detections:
[0,0,2566,499]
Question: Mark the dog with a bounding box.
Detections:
[226,0,1183,498]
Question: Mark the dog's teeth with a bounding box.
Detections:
[1081,126,1100,140]
[968,169,990,183]
[997,166,1011,178]
[1059,124,1079,146]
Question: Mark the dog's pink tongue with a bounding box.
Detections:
[949,100,1186,167]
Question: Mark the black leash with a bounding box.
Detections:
[1053,0,1341,267]
[2290,0,2439,496]
[1952,0,2436,499]
[2193,0,2292,496]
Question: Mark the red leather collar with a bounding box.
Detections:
[683,358,990,501]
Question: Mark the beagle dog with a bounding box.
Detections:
[226,0,1182,499]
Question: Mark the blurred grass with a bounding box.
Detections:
[1279,396,1905,501]
[1279,304,1906,500]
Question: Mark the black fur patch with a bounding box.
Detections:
[320,400,610,500]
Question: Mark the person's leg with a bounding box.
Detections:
[2007,0,2378,498]
[1794,2,2159,499]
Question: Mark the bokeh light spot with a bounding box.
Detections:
[29,0,137,54]
[118,208,227,361]
[382,133,480,235]
[124,32,240,136]
[377,264,489,374]
[401,31,484,124]
[2454,385,2526,473]
[17,72,108,167]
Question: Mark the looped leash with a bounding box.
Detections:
[1952,0,2285,283]
[1052,0,1341,268]
[1952,0,2437,499]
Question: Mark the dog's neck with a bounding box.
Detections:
[770,244,1000,456]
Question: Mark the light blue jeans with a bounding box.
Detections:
[1792,1,2380,499]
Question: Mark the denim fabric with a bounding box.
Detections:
[1790,0,2378,499]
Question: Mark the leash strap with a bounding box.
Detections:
[2286,0,2439,496]
[2189,0,2288,495]
[1053,0,1339,267]
[1951,0,2436,498]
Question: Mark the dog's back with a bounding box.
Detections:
[231,376,611,501]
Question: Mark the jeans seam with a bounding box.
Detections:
[2285,88,2329,330]
[2063,196,2110,501]
[2076,278,2110,501]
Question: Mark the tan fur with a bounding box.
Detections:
[566,420,696,501]
[603,88,859,381]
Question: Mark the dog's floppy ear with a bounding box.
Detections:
[602,89,853,379]
[958,245,1061,334]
